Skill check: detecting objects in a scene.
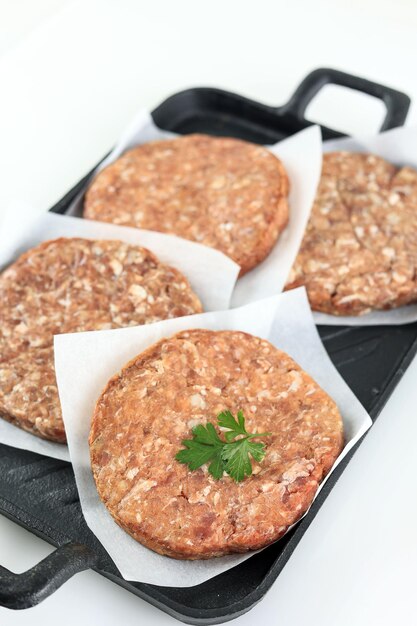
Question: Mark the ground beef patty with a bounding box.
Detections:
[83,134,289,275]
[286,152,417,315]
[90,329,343,560]
[0,238,202,443]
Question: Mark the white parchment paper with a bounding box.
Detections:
[54,287,371,587]
[313,125,417,326]
[0,203,239,461]
[0,421,70,462]
[66,109,323,309]
[232,125,322,307]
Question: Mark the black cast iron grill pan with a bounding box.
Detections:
[0,68,414,625]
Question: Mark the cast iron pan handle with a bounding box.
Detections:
[0,542,98,609]
[285,67,410,132]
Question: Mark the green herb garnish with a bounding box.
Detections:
[175,410,270,482]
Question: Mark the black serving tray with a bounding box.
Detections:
[0,68,415,625]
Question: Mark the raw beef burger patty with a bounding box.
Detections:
[286,152,417,315]
[0,238,202,443]
[90,329,343,559]
[83,134,290,275]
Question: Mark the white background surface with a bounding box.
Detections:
[0,1,417,625]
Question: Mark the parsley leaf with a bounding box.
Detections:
[207,450,225,480]
[222,439,267,481]
[217,409,247,442]
[192,423,223,446]
[176,410,270,482]
[175,423,225,478]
